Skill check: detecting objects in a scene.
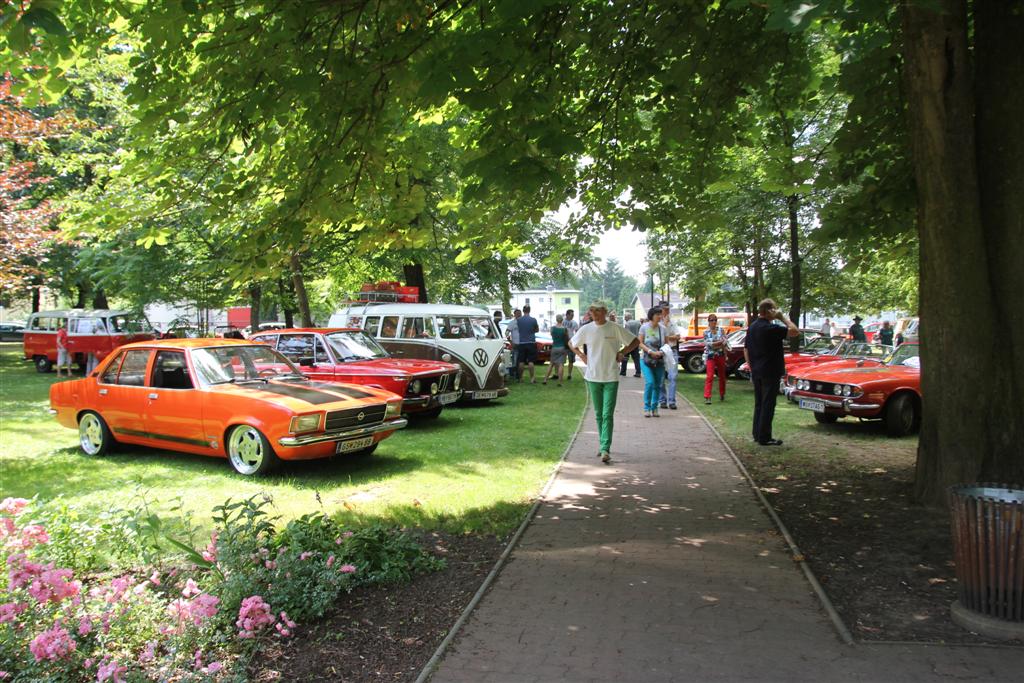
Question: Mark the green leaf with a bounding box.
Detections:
[20,8,68,36]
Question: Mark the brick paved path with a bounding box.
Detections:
[430,376,1024,682]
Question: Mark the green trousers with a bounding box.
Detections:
[586,380,619,454]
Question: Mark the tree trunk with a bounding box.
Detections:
[403,263,428,303]
[75,285,88,309]
[92,288,108,310]
[498,256,512,314]
[972,0,1024,485]
[249,283,262,333]
[279,278,295,328]
[787,194,802,351]
[31,279,40,313]
[290,253,313,327]
[899,0,1022,503]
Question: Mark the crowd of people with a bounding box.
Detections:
[499,297,803,464]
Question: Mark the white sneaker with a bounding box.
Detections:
[643,410,652,418]
[601,452,611,464]
[652,409,660,417]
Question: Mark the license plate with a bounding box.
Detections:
[438,392,459,405]
[799,398,825,413]
[336,436,374,454]
[474,390,498,399]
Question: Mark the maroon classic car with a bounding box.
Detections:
[677,330,747,375]
[786,343,921,437]
[251,328,462,418]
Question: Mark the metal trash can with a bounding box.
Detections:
[948,484,1024,640]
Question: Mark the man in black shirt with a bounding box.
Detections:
[849,316,866,342]
[744,299,800,446]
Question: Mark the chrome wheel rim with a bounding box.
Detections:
[898,401,914,433]
[79,414,104,455]
[228,426,264,475]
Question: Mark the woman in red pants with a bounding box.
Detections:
[703,314,729,404]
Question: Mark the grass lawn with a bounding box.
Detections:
[0,344,586,535]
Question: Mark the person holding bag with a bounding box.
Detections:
[638,306,667,417]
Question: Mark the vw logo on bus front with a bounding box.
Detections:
[473,349,489,367]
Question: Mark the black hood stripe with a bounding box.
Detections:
[255,383,351,405]
[305,381,374,399]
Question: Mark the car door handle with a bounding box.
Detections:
[148,393,158,400]
[98,389,108,396]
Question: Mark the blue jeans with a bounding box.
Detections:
[660,352,678,406]
[640,362,666,411]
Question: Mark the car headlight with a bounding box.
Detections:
[833,384,843,396]
[797,380,806,390]
[409,379,422,394]
[843,385,852,397]
[289,413,322,433]
[430,382,439,395]
[385,401,401,418]
[453,372,461,390]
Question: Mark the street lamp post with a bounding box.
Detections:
[546,284,555,329]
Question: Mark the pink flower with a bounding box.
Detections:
[0,602,27,624]
[10,524,50,550]
[279,611,297,628]
[29,626,76,662]
[274,623,291,637]
[326,555,335,568]
[27,567,80,604]
[203,662,223,674]
[182,578,201,597]
[0,498,29,516]
[138,641,157,664]
[78,616,93,636]
[7,553,43,590]
[96,660,126,682]
[236,595,275,638]
[299,551,314,561]
[149,570,161,586]
[264,560,277,570]
[339,564,357,574]
[191,593,220,624]
[201,532,218,563]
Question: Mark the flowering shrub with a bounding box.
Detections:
[0,495,442,680]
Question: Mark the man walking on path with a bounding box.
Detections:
[569,302,639,463]
[619,313,642,377]
[744,298,799,446]
[562,309,579,380]
[517,304,540,383]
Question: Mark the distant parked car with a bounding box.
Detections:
[786,343,921,437]
[48,339,407,475]
[677,329,748,375]
[250,328,462,418]
[0,322,25,341]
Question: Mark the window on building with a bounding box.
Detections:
[562,297,571,305]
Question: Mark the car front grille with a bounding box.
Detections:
[804,381,835,395]
[325,405,387,431]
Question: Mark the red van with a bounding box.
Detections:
[23,309,156,373]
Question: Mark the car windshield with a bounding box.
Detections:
[837,341,891,359]
[324,331,389,361]
[191,345,302,384]
[439,316,498,340]
[887,344,921,368]
[108,315,153,334]
[802,337,836,354]
[727,330,745,345]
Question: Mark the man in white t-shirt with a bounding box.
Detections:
[569,302,640,463]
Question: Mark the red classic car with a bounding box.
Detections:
[786,343,921,436]
[677,330,747,375]
[48,339,407,475]
[24,309,156,372]
[250,328,462,418]
[735,333,848,380]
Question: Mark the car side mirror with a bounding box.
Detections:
[298,356,315,367]
[856,359,865,367]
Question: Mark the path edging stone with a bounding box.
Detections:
[678,391,856,646]
[414,386,591,683]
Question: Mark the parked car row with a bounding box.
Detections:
[38,304,514,477]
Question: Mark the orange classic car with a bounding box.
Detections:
[48,339,407,475]
[785,343,921,437]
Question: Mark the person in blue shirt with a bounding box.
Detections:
[517,305,540,383]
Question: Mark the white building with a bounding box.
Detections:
[506,287,582,329]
